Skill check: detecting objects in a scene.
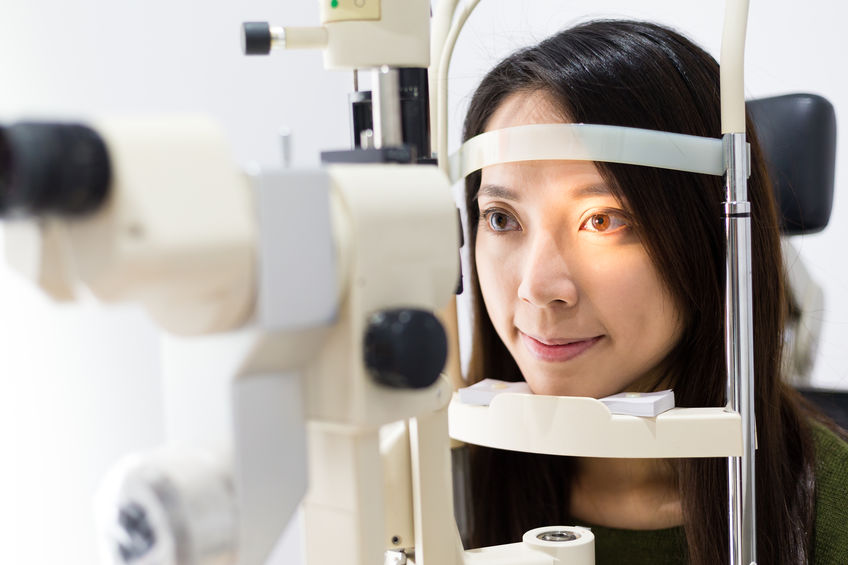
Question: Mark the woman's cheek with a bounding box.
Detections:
[476,240,518,328]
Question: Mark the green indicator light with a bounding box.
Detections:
[331,0,339,7]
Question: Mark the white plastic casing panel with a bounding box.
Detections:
[380,421,415,551]
[87,117,255,335]
[232,370,307,565]
[252,169,338,331]
[320,0,430,69]
[450,393,743,458]
[301,161,460,565]
[305,163,459,427]
[320,0,380,22]
[162,328,323,565]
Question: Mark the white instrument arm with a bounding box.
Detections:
[3,116,256,336]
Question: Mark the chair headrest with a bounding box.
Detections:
[747,93,836,235]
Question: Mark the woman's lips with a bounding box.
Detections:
[520,332,603,362]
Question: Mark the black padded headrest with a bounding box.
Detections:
[747,93,836,235]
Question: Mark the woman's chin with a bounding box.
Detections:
[524,378,595,398]
[522,372,624,398]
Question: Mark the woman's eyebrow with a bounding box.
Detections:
[477,183,520,201]
[476,182,611,201]
[573,183,613,198]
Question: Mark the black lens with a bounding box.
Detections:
[0,122,110,217]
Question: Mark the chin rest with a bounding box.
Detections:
[747,93,836,235]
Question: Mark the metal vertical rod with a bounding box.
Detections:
[372,66,403,149]
[279,127,292,168]
[723,132,757,565]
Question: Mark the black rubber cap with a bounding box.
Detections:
[364,308,448,389]
[747,93,836,235]
[0,122,110,217]
[242,22,272,55]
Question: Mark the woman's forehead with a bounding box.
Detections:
[478,160,611,202]
[485,90,567,131]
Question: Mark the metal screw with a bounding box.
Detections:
[384,550,407,565]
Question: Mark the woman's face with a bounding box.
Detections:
[475,91,683,397]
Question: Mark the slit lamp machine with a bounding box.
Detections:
[0,1,794,564]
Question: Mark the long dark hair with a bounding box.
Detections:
[462,20,818,564]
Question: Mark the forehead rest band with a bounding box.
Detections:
[450,123,731,183]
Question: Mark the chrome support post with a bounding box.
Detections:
[723,131,756,565]
[372,66,403,149]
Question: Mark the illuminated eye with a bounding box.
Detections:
[485,210,519,232]
[591,214,611,230]
[582,212,627,233]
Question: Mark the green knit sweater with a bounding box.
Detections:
[587,423,848,564]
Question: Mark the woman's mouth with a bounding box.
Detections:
[519,332,603,362]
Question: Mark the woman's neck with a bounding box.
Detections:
[569,457,683,530]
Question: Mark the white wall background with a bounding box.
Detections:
[0,1,846,564]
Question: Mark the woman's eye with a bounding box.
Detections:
[581,212,628,233]
[483,209,520,232]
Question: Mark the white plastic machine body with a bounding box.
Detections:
[2,1,759,564]
[4,129,466,565]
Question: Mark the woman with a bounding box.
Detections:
[460,20,848,564]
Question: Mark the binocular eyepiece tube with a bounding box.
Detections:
[0,122,111,218]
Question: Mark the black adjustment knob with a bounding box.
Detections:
[0,122,110,217]
[242,22,272,55]
[116,502,157,562]
[364,308,448,389]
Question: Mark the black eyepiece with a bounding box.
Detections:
[0,122,111,217]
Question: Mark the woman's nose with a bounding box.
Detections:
[516,233,579,307]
